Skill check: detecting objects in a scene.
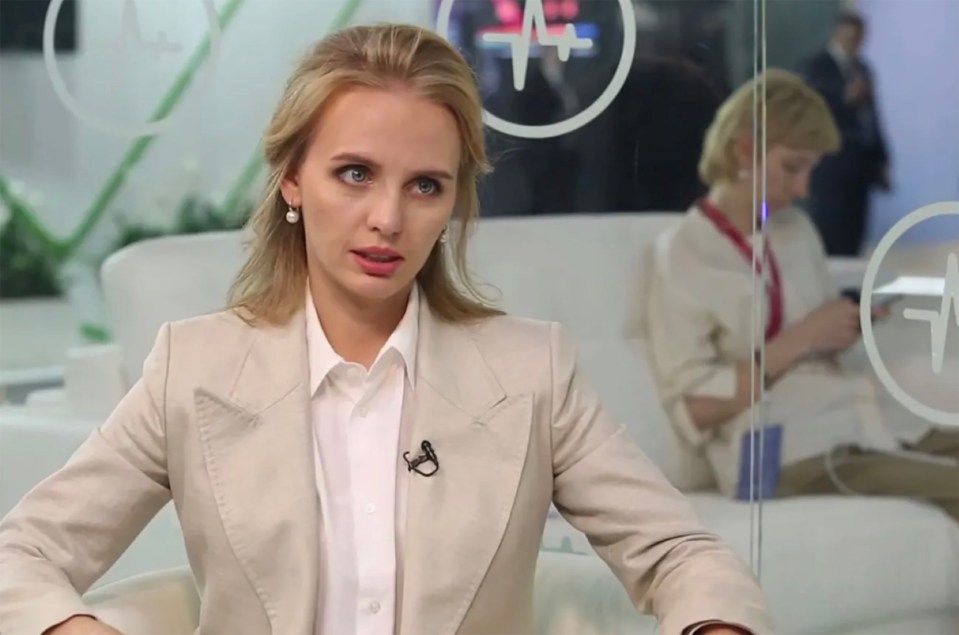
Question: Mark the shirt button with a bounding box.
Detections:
[357,405,369,417]
[365,503,376,514]
[369,600,381,614]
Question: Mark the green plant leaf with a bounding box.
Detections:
[80,322,112,343]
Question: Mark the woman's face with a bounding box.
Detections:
[282,85,461,307]
[762,145,822,214]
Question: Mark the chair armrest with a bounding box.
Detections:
[84,567,199,635]
[535,550,657,635]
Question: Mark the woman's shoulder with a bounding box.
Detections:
[158,309,264,374]
[462,313,555,352]
[166,308,254,344]
[461,313,572,368]
[650,208,724,281]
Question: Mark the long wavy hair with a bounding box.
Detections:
[228,24,502,325]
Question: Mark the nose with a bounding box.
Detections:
[367,188,404,237]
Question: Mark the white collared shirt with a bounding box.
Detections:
[305,285,419,635]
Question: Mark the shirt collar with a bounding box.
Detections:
[304,283,420,395]
[828,40,851,71]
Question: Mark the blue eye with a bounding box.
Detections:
[415,178,440,195]
[338,166,370,184]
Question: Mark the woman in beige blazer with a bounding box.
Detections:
[641,70,958,515]
[0,25,771,635]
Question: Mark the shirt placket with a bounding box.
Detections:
[347,362,398,634]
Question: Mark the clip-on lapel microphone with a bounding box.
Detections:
[403,440,439,477]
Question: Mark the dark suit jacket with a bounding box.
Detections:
[803,49,888,183]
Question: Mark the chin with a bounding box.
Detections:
[347,271,416,302]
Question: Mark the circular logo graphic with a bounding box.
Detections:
[435,0,636,139]
[860,200,959,427]
[44,0,221,139]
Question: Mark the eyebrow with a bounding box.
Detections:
[330,152,455,181]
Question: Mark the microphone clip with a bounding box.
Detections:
[403,440,439,477]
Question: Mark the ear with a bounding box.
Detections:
[279,167,301,207]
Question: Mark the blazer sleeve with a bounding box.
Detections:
[0,324,174,635]
[547,322,774,635]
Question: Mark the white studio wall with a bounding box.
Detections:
[860,0,959,246]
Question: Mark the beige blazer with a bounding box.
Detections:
[0,302,773,635]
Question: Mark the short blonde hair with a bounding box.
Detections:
[698,69,840,186]
[229,24,502,325]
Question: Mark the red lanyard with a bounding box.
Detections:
[698,198,784,340]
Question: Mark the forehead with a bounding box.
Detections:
[309,85,461,171]
[772,145,819,161]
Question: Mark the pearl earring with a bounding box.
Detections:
[285,204,301,224]
[439,226,449,244]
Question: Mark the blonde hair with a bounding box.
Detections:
[698,69,840,186]
[229,24,502,325]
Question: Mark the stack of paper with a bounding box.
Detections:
[873,276,946,297]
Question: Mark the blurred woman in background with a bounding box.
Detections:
[640,70,957,518]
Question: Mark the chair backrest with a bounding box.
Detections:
[98,213,714,490]
[100,230,250,385]
[467,213,713,490]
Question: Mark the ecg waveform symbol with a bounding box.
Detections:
[481,0,593,91]
[115,0,183,58]
[903,252,959,374]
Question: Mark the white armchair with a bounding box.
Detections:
[84,568,199,635]
[82,553,657,635]
[7,230,251,422]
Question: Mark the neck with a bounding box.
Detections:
[308,276,411,369]
[706,182,758,235]
[830,39,853,58]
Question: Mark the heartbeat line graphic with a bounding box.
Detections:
[117,0,183,58]
[903,252,959,374]
[43,0,220,139]
[481,0,593,91]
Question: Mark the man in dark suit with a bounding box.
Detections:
[803,12,890,256]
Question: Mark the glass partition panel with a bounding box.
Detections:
[0,0,777,627]
[755,0,959,632]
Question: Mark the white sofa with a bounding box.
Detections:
[4,214,958,633]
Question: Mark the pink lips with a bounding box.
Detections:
[351,247,404,277]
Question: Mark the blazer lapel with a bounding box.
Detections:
[399,307,534,635]
[194,310,318,634]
